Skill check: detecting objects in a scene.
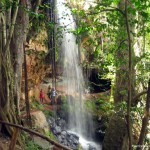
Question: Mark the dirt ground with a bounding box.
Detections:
[0,135,22,150]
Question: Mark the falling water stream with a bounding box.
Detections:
[56,0,101,149]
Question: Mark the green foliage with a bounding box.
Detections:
[0,0,17,11]
[94,99,114,115]
[67,0,150,82]
[26,2,49,42]
[22,133,47,150]
[135,51,150,86]
[30,97,44,110]
[59,95,69,113]
[77,144,82,150]
[116,101,127,113]
[45,131,57,142]
[85,96,114,116]
[30,97,54,117]
[26,49,47,63]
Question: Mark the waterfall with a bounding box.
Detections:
[55,0,101,149]
[56,0,94,138]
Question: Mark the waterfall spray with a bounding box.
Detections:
[55,0,102,149]
[56,0,94,138]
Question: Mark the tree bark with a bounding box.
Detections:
[0,0,43,138]
[12,0,30,116]
[0,0,20,136]
[125,0,132,149]
[9,128,19,150]
[4,0,20,55]
[23,44,32,128]
[0,0,31,136]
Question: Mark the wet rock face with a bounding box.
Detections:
[88,144,97,150]
[47,116,103,150]
[47,117,79,150]
[95,116,106,142]
[33,136,53,149]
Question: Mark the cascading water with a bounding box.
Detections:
[56,0,101,149]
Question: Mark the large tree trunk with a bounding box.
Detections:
[0,0,42,136]
[0,0,20,136]
[103,112,128,150]
[11,0,30,116]
[0,0,31,136]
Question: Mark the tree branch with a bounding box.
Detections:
[132,90,147,106]
[87,6,125,16]
[4,0,20,55]
[33,0,41,14]
[125,0,132,149]
[116,39,127,51]
[23,44,32,128]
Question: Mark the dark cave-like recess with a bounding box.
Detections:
[88,69,111,93]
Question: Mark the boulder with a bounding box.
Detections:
[33,136,53,150]
[31,110,49,134]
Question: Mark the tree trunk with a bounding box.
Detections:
[0,0,20,136]
[103,1,136,149]
[103,112,128,150]
[0,0,31,136]
[11,0,30,116]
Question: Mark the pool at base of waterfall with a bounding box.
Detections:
[68,131,102,150]
[79,137,102,150]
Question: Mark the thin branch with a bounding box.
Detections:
[116,39,127,51]
[132,90,147,105]
[87,6,125,16]
[1,13,7,47]
[4,0,20,55]
[33,0,41,14]
[29,0,42,22]
[125,0,132,149]
[109,5,125,14]
[23,44,32,128]
[91,2,125,15]
[0,120,72,150]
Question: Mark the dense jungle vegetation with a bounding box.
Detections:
[0,0,149,150]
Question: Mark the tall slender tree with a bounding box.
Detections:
[103,0,136,149]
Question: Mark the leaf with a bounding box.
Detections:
[140,11,149,18]
[135,1,141,7]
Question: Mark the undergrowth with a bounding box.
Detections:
[22,133,48,150]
